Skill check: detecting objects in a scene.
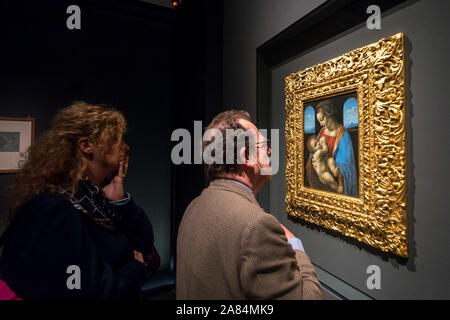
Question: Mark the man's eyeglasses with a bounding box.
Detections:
[256,139,271,151]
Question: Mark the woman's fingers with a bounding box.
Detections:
[117,161,124,179]
[133,250,144,263]
[119,155,129,178]
[123,156,128,177]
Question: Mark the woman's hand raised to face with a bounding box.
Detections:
[102,159,127,201]
[133,250,145,264]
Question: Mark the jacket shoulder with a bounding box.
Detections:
[207,186,263,216]
[183,185,274,236]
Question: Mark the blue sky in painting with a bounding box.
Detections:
[304,106,315,133]
[343,98,358,128]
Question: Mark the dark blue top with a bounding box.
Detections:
[0,192,154,300]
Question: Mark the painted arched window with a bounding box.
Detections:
[343,98,358,129]
[304,106,315,133]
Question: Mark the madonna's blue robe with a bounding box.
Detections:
[334,131,358,197]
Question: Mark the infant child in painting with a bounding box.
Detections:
[307,135,343,193]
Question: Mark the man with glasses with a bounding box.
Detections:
[176,110,323,300]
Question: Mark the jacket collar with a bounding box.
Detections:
[209,178,260,207]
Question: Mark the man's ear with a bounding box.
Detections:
[238,145,248,165]
[77,137,94,155]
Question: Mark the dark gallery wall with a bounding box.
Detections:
[0,0,176,269]
[223,0,450,299]
[0,0,224,275]
[223,0,326,117]
[170,0,224,269]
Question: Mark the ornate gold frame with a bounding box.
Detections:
[285,33,407,257]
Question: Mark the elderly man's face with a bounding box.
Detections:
[237,119,272,180]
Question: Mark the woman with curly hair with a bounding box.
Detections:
[0,102,158,300]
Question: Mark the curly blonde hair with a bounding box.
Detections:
[5,101,127,223]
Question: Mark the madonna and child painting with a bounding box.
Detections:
[303,92,359,198]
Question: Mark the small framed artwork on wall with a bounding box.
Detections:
[0,117,35,173]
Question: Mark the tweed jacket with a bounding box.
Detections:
[176,179,324,300]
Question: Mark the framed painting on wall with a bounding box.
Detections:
[285,33,408,257]
[0,117,35,173]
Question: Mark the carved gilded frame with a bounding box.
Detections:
[285,33,407,257]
